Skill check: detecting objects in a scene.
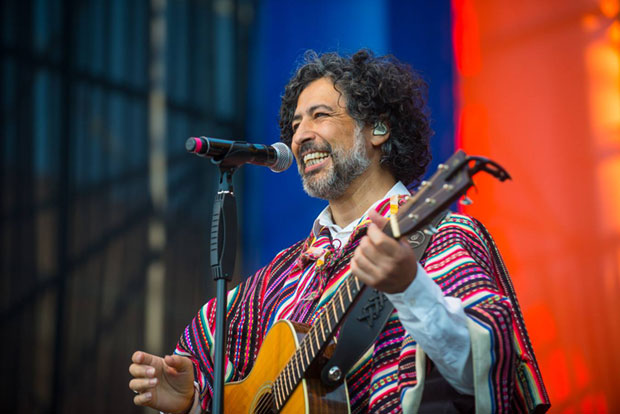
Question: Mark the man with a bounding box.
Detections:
[129,50,549,413]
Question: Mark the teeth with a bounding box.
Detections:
[303,152,329,166]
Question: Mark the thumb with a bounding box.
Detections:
[367,209,388,230]
[164,355,192,374]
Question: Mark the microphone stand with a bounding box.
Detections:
[209,164,237,414]
[188,138,291,413]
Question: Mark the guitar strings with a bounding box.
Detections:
[250,264,360,413]
[253,390,275,414]
[252,392,267,413]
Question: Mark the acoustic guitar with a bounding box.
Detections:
[223,151,510,413]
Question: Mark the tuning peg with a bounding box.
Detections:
[459,196,473,206]
[423,226,439,236]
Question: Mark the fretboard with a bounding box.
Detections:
[272,273,365,410]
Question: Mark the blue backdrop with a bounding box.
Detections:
[241,0,455,275]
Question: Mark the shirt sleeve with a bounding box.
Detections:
[389,213,524,412]
[384,263,475,395]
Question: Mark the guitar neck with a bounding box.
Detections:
[270,150,512,410]
[273,274,365,410]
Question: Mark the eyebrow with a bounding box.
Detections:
[292,104,335,122]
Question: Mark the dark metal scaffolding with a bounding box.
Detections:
[0,0,253,412]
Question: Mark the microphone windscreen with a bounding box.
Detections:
[270,142,294,172]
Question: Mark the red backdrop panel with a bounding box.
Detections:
[453,0,620,411]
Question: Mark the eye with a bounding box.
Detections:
[314,112,328,118]
[291,122,299,133]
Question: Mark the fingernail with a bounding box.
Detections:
[149,378,157,386]
[144,392,152,401]
[146,368,155,376]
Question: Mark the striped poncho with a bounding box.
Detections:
[175,196,549,413]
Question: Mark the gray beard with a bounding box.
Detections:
[300,127,371,200]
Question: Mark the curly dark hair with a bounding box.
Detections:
[279,49,433,186]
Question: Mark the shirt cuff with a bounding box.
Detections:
[186,382,201,414]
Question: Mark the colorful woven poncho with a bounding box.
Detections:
[175,196,549,413]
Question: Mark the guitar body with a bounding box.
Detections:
[224,320,350,413]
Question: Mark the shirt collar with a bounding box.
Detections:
[312,181,411,238]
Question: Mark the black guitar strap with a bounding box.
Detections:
[321,210,449,387]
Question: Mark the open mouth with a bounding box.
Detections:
[302,151,330,173]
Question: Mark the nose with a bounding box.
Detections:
[291,119,316,150]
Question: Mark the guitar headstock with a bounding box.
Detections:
[385,150,511,239]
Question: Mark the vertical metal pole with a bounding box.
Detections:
[51,0,73,411]
[210,168,238,414]
[145,0,167,360]
[212,277,228,414]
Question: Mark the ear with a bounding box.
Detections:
[370,121,390,147]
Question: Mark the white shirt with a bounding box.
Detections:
[313,182,474,395]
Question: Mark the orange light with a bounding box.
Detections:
[609,20,620,43]
[582,13,601,31]
[600,0,619,18]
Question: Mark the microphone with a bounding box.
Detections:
[185,137,294,172]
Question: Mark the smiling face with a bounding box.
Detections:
[291,78,371,200]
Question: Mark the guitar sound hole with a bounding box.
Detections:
[252,391,276,414]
